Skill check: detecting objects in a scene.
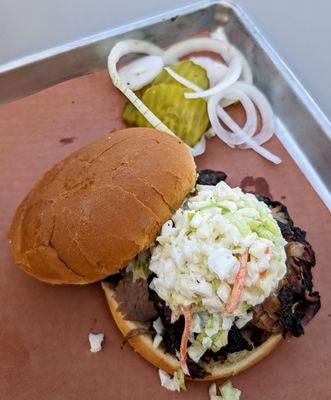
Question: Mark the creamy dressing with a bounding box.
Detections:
[149,181,287,361]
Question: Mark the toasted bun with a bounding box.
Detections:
[102,281,282,380]
[9,128,196,284]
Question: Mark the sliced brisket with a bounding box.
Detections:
[113,273,158,322]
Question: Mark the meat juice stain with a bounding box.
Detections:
[59,137,75,145]
[240,176,273,199]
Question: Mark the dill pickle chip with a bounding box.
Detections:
[122,85,151,126]
[122,102,139,125]
[153,60,209,90]
[136,83,209,146]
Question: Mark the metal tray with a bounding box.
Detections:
[1,0,330,209]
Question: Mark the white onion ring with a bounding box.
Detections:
[234,82,274,148]
[189,56,228,87]
[173,55,238,107]
[119,55,164,90]
[190,135,206,157]
[208,88,257,146]
[216,91,258,145]
[244,138,282,164]
[208,83,282,164]
[185,57,242,99]
[164,67,202,91]
[163,38,253,84]
[205,128,216,139]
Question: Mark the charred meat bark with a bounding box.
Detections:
[251,294,283,334]
[254,196,320,337]
[148,282,183,354]
[197,170,227,186]
[202,325,252,363]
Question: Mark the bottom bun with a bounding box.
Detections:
[102,281,282,381]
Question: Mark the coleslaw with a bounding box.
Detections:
[149,181,287,362]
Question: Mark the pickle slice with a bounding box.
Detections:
[152,60,209,90]
[136,83,209,146]
[122,102,139,125]
[122,86,150,125]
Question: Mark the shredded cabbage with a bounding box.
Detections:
[126,250,150,281]
[88,333,104,353]
[153,334,163,349]
[152,317,164,349]
[159,368,186,392]
[149,182,287,360]
[209,381,241,400]
[188,314,228,361]
[220,381,241,400]
[174,368,186,391]
[209,382,218,399]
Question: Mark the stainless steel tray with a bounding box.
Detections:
[1,0,330,209]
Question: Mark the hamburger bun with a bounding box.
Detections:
[9,128,196,284]
[102,281,282,380]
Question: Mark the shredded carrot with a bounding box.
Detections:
[259,270,267,278]
[264,247,271,255]
[180,306,192,376]
[226,252,248,314]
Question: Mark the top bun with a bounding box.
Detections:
[9,128,196,284]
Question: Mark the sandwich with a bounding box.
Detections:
[9,127,320,381]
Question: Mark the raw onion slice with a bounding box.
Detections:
[205,128,216,139]
[163,67,202,92]
[107,40,174,136]
[119,55,164,90]
[208,83,282,164]
[163,38,253,84]
[187,56,238,107]
[165,57,242,102]
[189,56,228,87]
[190,135,206,157]
[234,81,274,148]
[245,138,282,164]
[185,57,242,99]
[217,99,257,146]
[208,87,257,146]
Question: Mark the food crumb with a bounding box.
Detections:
[209,381,241,399]
[159,369,185,392]
[89,332,104,353]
